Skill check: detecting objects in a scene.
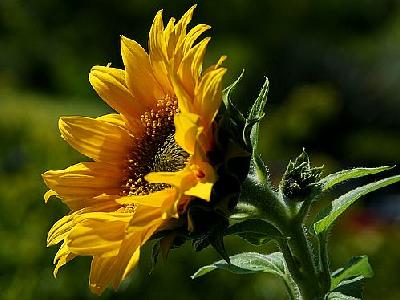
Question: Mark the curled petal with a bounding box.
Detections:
[42,162,122,210]
[59,116,132,164]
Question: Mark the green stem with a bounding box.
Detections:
[283,275,301,300]
[242,159,330,299]
[318,232,331,292]
[277,239,301,300]
[282,222,324,300]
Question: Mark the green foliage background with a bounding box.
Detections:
[0,1,399,299]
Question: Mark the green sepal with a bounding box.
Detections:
[226,219,281,246]
[314,174,400,234]
[244,77,269,150]
[222,69,246,129]
[217,70,248,152]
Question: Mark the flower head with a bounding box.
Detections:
[42,5,226,294]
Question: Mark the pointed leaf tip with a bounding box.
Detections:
[318,166,394,192]
[244,77,269,150]
[314,174,400,234]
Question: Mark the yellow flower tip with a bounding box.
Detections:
[89,65,111,77]
[120,34,128,43]
[217,55,227,67]
[44,190,57,203]
[120,35,143,52]
[154,9,163,20]
[188,4,198,14]
[58,116,78,139]
[58,117,67,132]
[89,284,103,296]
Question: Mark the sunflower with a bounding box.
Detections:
[42,5,226,295]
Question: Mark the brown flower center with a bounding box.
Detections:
[121,96,189,196]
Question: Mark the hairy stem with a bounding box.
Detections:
[281,221,324,300]
[318,232,331,292]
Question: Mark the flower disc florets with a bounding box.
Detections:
[122,97,189,196]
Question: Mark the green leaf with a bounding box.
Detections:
[332,276,365,299]
[318,166,394,192]
[226,219,281,245]
[222,70,244,108]
[327,292,360,300]
[191,251,286,279]
[222,70,246,125]
[314,175,400,234]
[244,77,269,150]
[331,256,374,290]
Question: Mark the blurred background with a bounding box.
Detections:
[0,0,399,299]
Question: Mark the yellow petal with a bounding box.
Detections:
[89,256,116,295]
[68,216,132,257]
[53,242,76,277]
[170,5,197,63]
[184,24,210,51]
[121,36,165,104]
[48,213,76,247]
[169,63,193,114]
[145,168,196,191]
[185,182,213,201]
[96,113,127,128]
[149,10,174,95]
[42,162,122,210]
[88,214,162,294]
[89,239,140,295]
[89,66,145,127]
[112,219,162,289]
[128,205,164,230]
[178,37,210,96]
[195,67,226,126]
[117,188,175,207]
[118,189,179,220]
[120,247,140,283]
[174,112,200,154]
[163,17,176,58]
[59,116,132,164]
[204,55,227,72]
[44,189,57,203]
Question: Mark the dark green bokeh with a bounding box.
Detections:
[1,1,399,299]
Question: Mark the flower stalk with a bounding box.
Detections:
[244,176,328,299]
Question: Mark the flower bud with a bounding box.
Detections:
[280,149,323,201]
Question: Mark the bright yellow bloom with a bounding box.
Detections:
[42,5,226,295]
